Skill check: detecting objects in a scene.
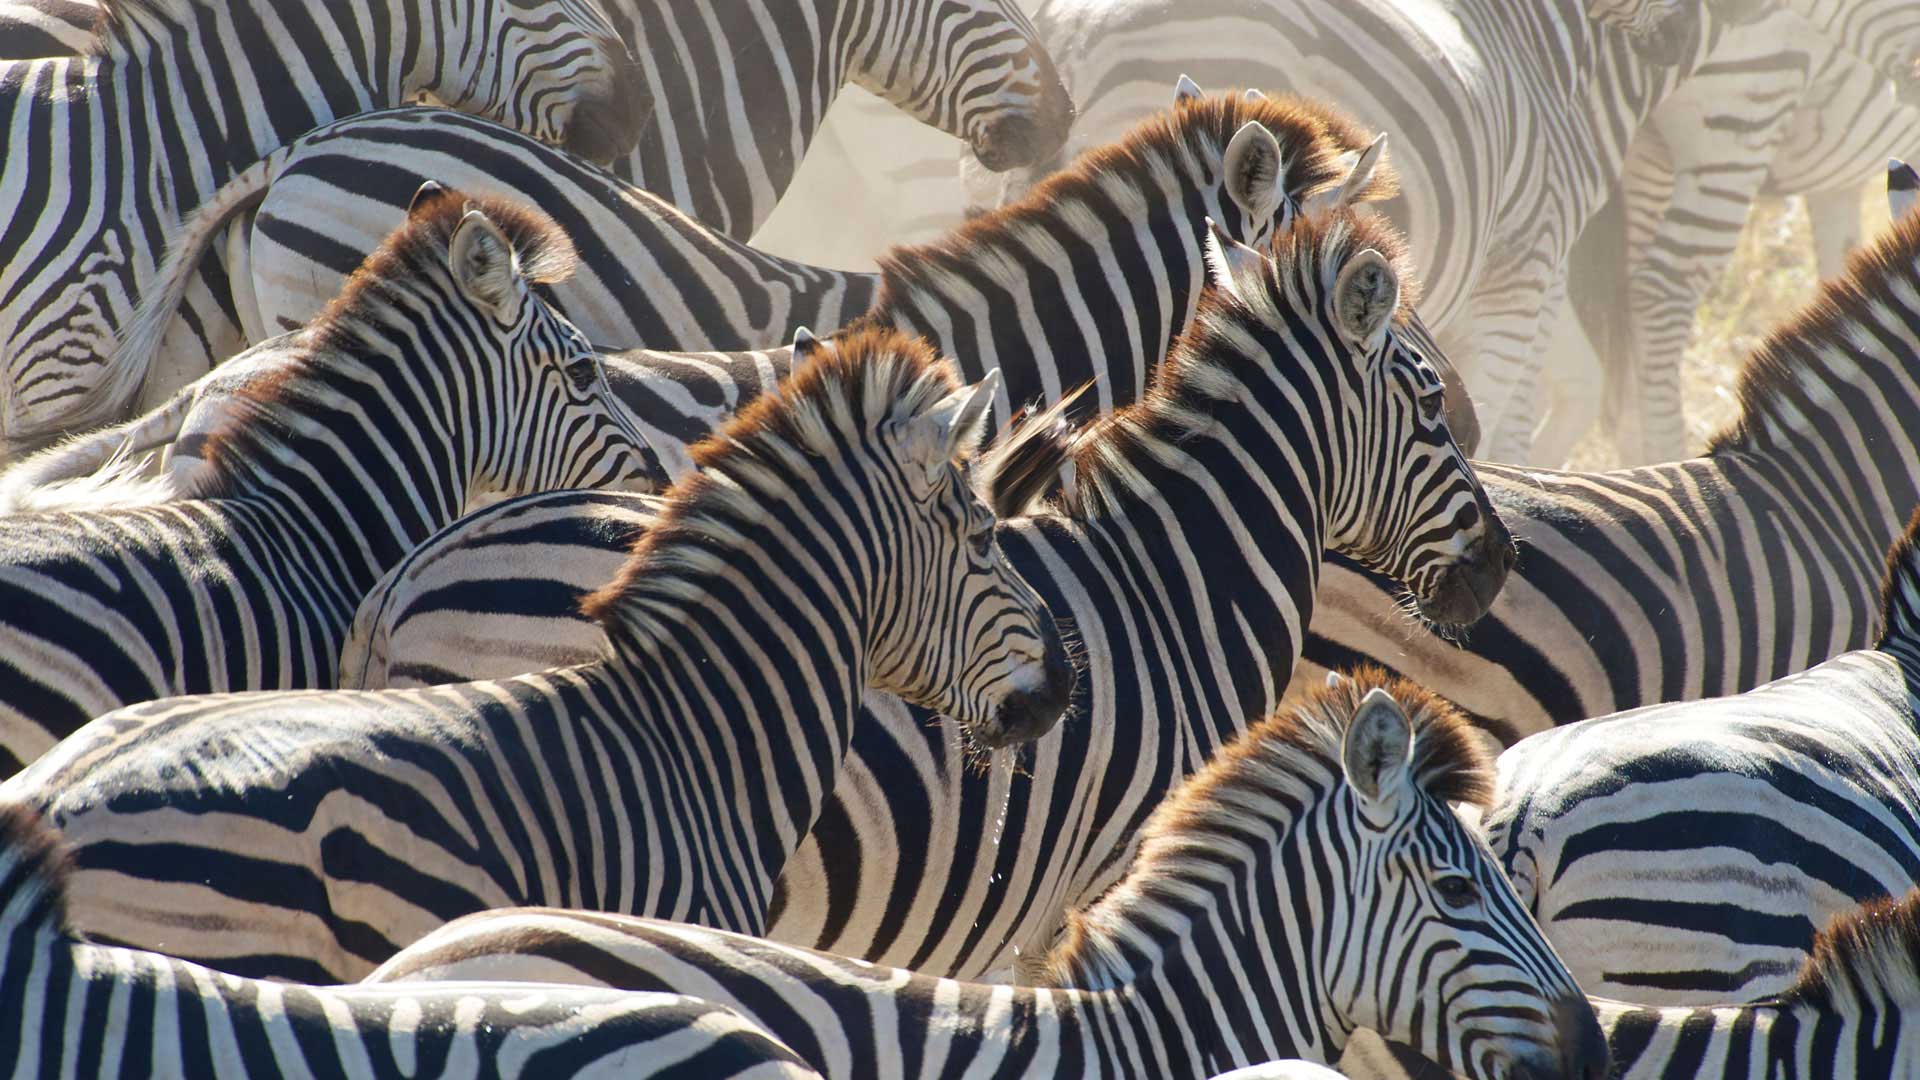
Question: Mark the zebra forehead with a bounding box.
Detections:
[1783,887,1920,1010]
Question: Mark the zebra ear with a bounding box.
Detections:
[1223,121,1286,228]
[1890,158,1919,220]
[1303,132,1388,215]
[792,326,823,361]
[906,370,1002,481]
[1343,687,1413,809]
[1203,217,1265,305]
[1242,88,1267,102]
[408,180,448,218]
[1174,74,1204,103]
[448,210,523,324]
[1333,248,1400,354]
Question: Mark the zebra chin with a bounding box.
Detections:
[1410,532,1516,628]
[974,629,1077,749]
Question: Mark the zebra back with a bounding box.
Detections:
[0,804,828,1079]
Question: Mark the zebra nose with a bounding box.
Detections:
[1555,993,1610,1080]
[983,626,1075,749]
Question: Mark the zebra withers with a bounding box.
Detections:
[0,804,829,1079]
[0,188,652,773]
[323,207,1510,979]
[1295,172,1920,741]
[368,672,1606,1080]
[1597,888,1920,1076]
[0,325,1073,983]
[0,0,643,450]
[1473,506,1920,1004]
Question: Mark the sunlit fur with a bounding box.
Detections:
[1595,889,1920,1077]
[0,804,823,1078]
[1480,508,1920,1004]
[0,191,650,773]
[365,670,1594,1080]
[301,203,1502,982]
[0,0,636,448]
[0,326,1064,983]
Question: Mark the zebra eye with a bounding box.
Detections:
[1433,873,1480,910]
[565,356,600,392]
[969,522,996,556]
[1417,387,1444,423]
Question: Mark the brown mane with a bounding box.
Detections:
[872,91,1396,314]
[1043,667,1491,980]
[1781,888,1920,1010]
[1063,205,1419,516]
[580,325,962,648]
[0,803,73,937]
[87,0,193,55]
[1708,210,1920,454]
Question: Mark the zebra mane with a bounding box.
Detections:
[0,804,72,939]
[87,0,197,55]
[581,326,965,652]
[1876,507,1920,649]
[186,188,577,494]
[1781,888,1920,1012]
[1062,206,1416,517]
[1709,209,1920,455]
[1042,667,1492,986]
[870,92,1394,312]
[972,384,1089,518]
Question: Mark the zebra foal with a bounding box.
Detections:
[1470,505,1920,1004]
[0,325,1072,984]
[0,188,651,774]
[0,805,827,1079]
[0,0,643,450]
[322,207,1509,980]
[368,672,1606,1080]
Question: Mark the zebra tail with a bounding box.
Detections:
[92,148,290,434]
[976,381,1092,518]
[0,804,71,939]
[0,387,194,515]
[1877,507,1920,650]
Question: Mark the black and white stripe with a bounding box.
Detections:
[0,803,827,1079]
[1471,506,1920,1004]
[1595,888,1920,1076]
[0,0,95,57]
[0,191,651,774]
[0,325,1073,983]
[322,207,1508,982]
[1296,176,1920,743]
[366,673,1606,1080]
[0,0,642,450]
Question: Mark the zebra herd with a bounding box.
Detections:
[4,0,1920,1075]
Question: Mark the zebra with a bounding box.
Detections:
[364,670,1609,1080]
[1466,503,1920,1005]
[0,804,829,1080]
[0,0,644,452]
[1556,10,1920,465]
[924,0,1886,464]
[1595,889,1920,1076]
[289,205,1509,981]
[0,0,95,57]
[1292,166,1920,743]
[0,0,1075,241]
[0,189,653,775]
[96,86,1462,468]
[0,323,1074,983]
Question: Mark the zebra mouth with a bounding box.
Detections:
[978,632,1076,749]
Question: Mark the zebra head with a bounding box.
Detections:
[1586,0,1699,66]
[416,0,645,164]
[1313,675,1607,1080]
[1203,212,1511,628]
[1796,0,1920,106]
[407,184,655,496]
[848,0,1076,171]
[1043,670,1606,1079]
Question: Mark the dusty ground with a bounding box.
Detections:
[1563,189,1885,471]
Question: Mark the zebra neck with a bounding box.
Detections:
[874,156,1230,414]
